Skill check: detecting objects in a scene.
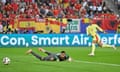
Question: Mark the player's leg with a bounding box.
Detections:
[38,48,53,55]
[97,35,116,50]
[26,49,43,60]
[88,36,97,56]
[88,41,96,56]
[98,42,116,50]
[42,56,57,61]
[38,48,57,61]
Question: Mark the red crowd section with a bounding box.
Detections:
[0,0,118,19]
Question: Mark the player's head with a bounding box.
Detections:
[61,51,66,53]
[59,51,66,58]
[89,18,95,24]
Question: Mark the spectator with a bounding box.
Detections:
[11,1,19,13]
[53,6,60,18]
[1,0,6,5]
[0,11,3,20]
[0,21,3,33]
[118,0,120,11]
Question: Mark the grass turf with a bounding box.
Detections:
[0,47,120,72]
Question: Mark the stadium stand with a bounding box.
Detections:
[0,0,119,34]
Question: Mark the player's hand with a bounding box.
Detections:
[68,57,72,62]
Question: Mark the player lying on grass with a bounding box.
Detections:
[86,19,116,56]
[26,48,72,62]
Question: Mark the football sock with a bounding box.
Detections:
[91,43,95,54]
[102,44,113,48]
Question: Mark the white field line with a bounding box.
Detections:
[74,60,120,67]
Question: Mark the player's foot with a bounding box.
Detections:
[38,48,45,52]
[112,45,116,50]
[38,48,42,51]
[26,49,32,54]
[88,53,95,56]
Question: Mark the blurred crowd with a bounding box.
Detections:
[112,0,120,11]
[0,0,119,34]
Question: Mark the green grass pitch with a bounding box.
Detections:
[0,47,120,72]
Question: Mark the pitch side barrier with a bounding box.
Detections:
[0,34,120,47]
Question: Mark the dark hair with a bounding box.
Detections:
[61,51,65,53]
